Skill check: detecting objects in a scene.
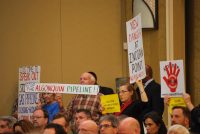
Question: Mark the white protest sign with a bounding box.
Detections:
[160,60,185,97]
[126,13,146,84]
[25,83,99,95]
[18,66,40,120]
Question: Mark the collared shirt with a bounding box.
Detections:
[66,93,102,122]
[144,78,154,88]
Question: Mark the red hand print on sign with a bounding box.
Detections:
[163,62,180,92]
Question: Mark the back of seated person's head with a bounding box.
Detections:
[13,119,34,133]
[52,113,69,132]
[118,117,140,134]
[0,116,17,134]
[76,109,92,120]
[168,124,189,134]
[78,120,98,134]
[44,123,67,134]
[117,114,128,122]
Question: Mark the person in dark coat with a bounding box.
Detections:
[183,93,200,134]
[88,71,114,95]
[115,80,148,134]
[137,65,164,118]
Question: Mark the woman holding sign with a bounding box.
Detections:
[115,80,148,134]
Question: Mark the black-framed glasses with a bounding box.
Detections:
[99,124,113,129]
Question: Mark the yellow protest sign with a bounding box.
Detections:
[169,97,186,114]
[100,94,120,114]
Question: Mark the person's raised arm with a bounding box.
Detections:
[183,93,194,111]
[136,80,148,102]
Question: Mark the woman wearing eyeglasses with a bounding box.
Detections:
[115,80,148,134]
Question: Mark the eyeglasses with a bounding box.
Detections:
[99,124,113,129]
[31,116,44,120]
[118,90,129,94]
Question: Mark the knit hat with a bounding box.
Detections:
[88,71,97,84]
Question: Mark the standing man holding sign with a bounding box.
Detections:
[65,72,102,124]
[137,65,164,118]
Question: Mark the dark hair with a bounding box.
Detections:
[76,109,92,119]
[143,111,167,134]
[99,114,119,128]
[33,109,49,119]
[13,120,34,133]
[172,106,190,120]
[0,116,17,128]
[45,123,67,134]
[53,113,70,127]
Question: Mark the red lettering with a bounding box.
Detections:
[35,85,40,91]
[130,19,138,30]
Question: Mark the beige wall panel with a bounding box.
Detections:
[61,0,123,105]
[0,0,62,115]
[61,1,122,87]
[142,0,166,83]
[173,0,185,61]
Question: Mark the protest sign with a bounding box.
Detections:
[169,97,186,114]
[160,60,185,97]
[25,83,99,95]
[100,94,120,114]
[18,66,40,120]
[126,13,146,84]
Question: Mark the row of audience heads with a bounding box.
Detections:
[0,107,190,134]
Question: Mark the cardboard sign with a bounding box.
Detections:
[160,60,185,97]
[25,83,99,95]
[18,66,40,120]
[169,97,186,114]
[100,94,120,114]
[126,13,146,84]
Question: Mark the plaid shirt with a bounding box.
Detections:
[66,93,102,122]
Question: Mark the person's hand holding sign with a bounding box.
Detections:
[163,62,180,92]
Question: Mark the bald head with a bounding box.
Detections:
[78,120,98,134]
[80,72,96,85]
[143,65,153,83]
[168,124,189,134]
[118,117,140,134]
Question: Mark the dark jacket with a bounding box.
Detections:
[99,86,114,95]
[137,80,164,118]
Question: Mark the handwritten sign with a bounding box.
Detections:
[169,97,186,114]
[160,60,185,97]
[126,14,146,84]
[18,66,40,120]
[25,83,99,95]
[100,94,120,114]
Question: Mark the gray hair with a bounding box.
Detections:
[167,124,189,134]
[0,116,17,128]
[99,114,119,128]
